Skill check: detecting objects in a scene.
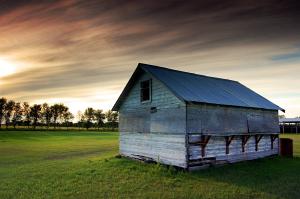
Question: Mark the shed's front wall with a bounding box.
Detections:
[119,72,187,168]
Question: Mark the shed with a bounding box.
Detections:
[279,118,300,134]
[112,63,284,170]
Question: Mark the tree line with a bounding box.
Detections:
[0,97,118,130]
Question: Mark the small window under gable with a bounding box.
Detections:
[140,79,151,103]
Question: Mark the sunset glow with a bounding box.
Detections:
[0,1,299,117]
[0,58,16,78]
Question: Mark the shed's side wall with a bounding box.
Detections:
[187,104,279,163]
[188,135,278,162]
[119,72,187,168]
[187,104,279,135]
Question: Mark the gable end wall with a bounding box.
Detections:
[118,71,187,168]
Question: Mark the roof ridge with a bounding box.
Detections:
[138,63,238,83]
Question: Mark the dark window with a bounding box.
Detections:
[140,79,151,102]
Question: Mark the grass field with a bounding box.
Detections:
[0,131,299,199]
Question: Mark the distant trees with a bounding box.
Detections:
[62,111,74,128]
[42,103,52,129]
[94,109,105,130]
[105,110,119,128]
[30,104,42,129]
[51,104,66,128]
[83,108,95,130]
[12,102,23,129]
[76,111,84,129]
[0,97,7,128]
[0,97,118,130]
[22,102,31,128]
[4,100,15,129]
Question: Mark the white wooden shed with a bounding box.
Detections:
[112,63,284,170]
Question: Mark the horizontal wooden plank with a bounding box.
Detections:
[120,132,187,168]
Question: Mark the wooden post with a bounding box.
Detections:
[225,135,234,154]
[255,135,263,151]
[200,135,211,157]
[270,134,278,150]
[242,135,251,153]
[282,124,285,134]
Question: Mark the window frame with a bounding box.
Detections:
[140,79,152,103]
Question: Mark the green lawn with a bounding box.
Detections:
[0,131,299,199]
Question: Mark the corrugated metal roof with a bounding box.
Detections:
[112,63,284,112]
[279,118,300,123]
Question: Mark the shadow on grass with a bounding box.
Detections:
[111,156,300,199]
[192,156,300,198]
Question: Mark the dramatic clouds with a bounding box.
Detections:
[0,0,299,116]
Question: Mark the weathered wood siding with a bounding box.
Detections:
[118,71,280,168]
[120,132,187,168]
[188,135,279,163]
[119,71,187,168]
[187,104,279,135]
[187,104,279,164]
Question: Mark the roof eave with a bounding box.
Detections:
[112,65,144,111]
[188,100,285,112]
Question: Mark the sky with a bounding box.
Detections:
[0,0,300,117]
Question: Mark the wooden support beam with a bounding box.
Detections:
[225,135,235,154]
[241,135,251,153]
[200,135,211,157]
[255,135,263,151]
[270,134,278,150]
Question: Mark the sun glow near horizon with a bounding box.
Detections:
[0,58,17,78]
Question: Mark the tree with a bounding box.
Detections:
[22,102,31,128]
[0,97,7,128]
[42,103,52,129]
[62,111,74,128]
[4,100,15,129]
[105,110,118,122]
[94,109,105,130]
[59,105,69,124]
[76,111,84,129]
[51,104,67,128]
[30,104,42,129]
[279,115,286,119]
[83,107,95,130]
[12,102,23,129]
[105,110,119,128]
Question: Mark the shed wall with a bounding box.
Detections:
[187,104,279,135]
[119,72,187,168]
[188,135,278,163]
[187,104,279,165]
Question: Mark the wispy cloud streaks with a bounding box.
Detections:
[0,0,299,116]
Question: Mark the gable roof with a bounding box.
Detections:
[112,63,284,112]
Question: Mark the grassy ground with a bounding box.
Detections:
[0,131,299,199]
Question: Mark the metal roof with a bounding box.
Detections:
[279,118,300,123]
[112,63,284,112]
